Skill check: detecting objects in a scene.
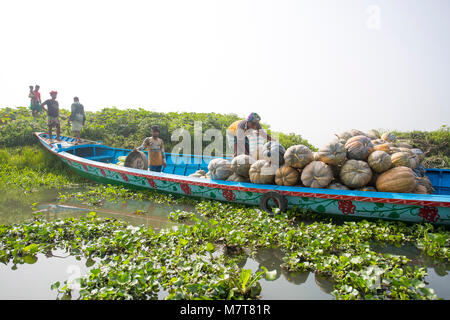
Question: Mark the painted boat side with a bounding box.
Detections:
[35,132,450,225]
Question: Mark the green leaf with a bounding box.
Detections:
[50,282,60,290]
[261,266,277,281]
[23,255,37,264]
[316,205,325,213]
[205,243,215,252]
[23,243,38,254]
[375,203,384,208]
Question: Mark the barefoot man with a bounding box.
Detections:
[40,90,61,141]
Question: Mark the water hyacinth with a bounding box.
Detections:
[1,196,449,300]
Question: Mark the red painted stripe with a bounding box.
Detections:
[34,132,450,208]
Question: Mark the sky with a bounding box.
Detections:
[0,0,449,147]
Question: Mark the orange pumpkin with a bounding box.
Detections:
[345,135,374,160]
[371,139,386,145]
[391,152,410,168]
[414,184,428,194]
[376,166,417,193]
[373,143,390,153]
[339,159,373,188]
[301,161,333,188]
[275,166,300,186]
[367,150,392,173]
[416,176,434,194]
[408,155,420,169]
[318,141,346,166]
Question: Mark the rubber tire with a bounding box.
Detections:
[259,191,288,216]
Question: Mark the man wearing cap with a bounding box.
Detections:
[227,112,273,157]
[40,91,61,141]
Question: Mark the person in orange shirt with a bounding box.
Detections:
[227,112,272,157]
[136,125,167,172]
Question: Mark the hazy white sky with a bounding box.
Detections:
[0,0,449,147]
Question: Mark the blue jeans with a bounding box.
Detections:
[149,165,162,172]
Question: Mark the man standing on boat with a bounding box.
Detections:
[227,112,273,157]
[68,97,86,144]
[40,90,61,141]
[135,125,167,172]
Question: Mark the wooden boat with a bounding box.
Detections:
[35,132,450,225]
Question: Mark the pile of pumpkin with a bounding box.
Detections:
[189,129,433,194]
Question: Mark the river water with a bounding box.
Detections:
[0,188,449,300]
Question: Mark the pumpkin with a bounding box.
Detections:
[395,142,413,149]
[367,150,392,173]
[398,147,413,155]
[262,141,286,166]
[345,135,374,160]
[408,154,420,169]
[249,159,276,184]
[414,184,428,194]
[227,173,250,182]
[188,169,206,178]
[416,176,434,194]
[313,152,321,161]
[337,131,354,142]
[381,132,397,142]
[373,143,390,153]
[275,166,300,186]
[350,129,366,137]
[327,182,349,190]
[283,145,314,169]
[371,139,386,145]
[339,159,373,188]
[367,129,381,140]
[208,158,233,180]
[411,148,425,162]
[317,141,346,166]
[231,154,255,178]
[387,146,401,155]
[412,164,427,178]
[376,166,417,193]
[301,161,333,188]
[357,186,377,192]
[332,134,346,145]
[391,152,410,168]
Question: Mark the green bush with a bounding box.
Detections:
[0,106,314,153]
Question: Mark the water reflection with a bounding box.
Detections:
[0,249,91,300]
[241,247,334,299]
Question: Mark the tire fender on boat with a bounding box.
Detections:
[259,191,288,215]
